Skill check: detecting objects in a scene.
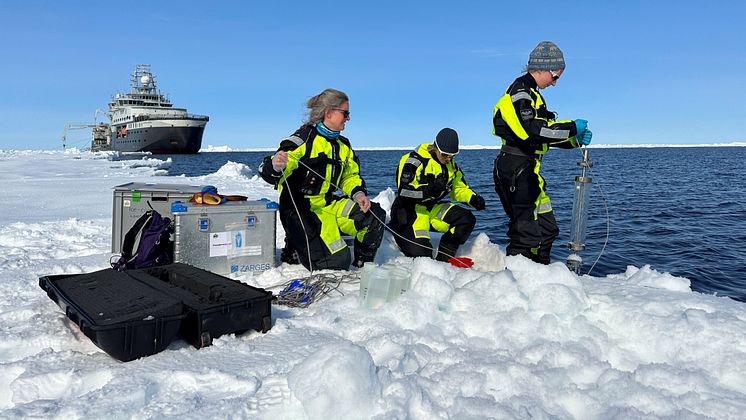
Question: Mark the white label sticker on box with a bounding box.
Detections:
[209,232,231,257]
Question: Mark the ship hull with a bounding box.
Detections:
[111,120,206,154]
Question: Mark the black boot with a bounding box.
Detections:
[535,244,552,265]
[352,245,376,268]
[280,246,300,265]
[436,241,459,262]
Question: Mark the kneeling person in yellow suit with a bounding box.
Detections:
[389,128,486,261]
[259,88,385,270]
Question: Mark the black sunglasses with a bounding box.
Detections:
[550,71,560,81]
[333,108,350,118]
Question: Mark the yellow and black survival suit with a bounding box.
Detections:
[492,72,583,264]
[260,123,385,270]
[390,130,485,261]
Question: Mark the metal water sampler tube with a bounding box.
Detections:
[566,148,593,274]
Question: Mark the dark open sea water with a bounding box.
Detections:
[154,147,746,302]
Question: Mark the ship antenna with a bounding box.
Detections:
[132,64,157,94]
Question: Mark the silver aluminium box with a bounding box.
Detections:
[172,200,278,277]
[112,182,204,253]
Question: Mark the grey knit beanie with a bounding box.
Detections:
[527,41,565,71]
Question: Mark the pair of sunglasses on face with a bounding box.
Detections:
[435,144,458,158]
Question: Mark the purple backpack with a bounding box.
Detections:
[113,210,174,271]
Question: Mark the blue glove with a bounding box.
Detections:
[201,185,218,195]
[579,129,592,146]
[574,119,588,135]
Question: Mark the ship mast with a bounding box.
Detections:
[131,64,158,95]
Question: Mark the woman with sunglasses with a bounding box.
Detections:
[492,41,592,265]
[259,88,385,270]
[389,128,486,263]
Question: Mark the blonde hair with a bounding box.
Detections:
[305,88,349,124]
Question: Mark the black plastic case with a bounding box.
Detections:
[39,263,272,362]
[141,264,273,348]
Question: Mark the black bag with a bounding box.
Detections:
[112,210,174,271]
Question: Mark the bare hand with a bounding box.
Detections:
[272,151,288,172]
[355,194,371,213]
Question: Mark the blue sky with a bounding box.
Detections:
[1,0,744,150]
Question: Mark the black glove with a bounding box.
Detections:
[470,194,485,211]
[425,177,446,199]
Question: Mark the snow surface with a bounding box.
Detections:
[1,149,746,419]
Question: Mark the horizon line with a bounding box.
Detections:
[2,142,745,154]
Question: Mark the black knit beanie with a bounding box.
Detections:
[435,128,459,155]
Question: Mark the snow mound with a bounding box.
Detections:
[213,161,252,179]
[288,341,381,418]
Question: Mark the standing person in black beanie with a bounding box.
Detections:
[390,128,486,263]
[492,41,593,264]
